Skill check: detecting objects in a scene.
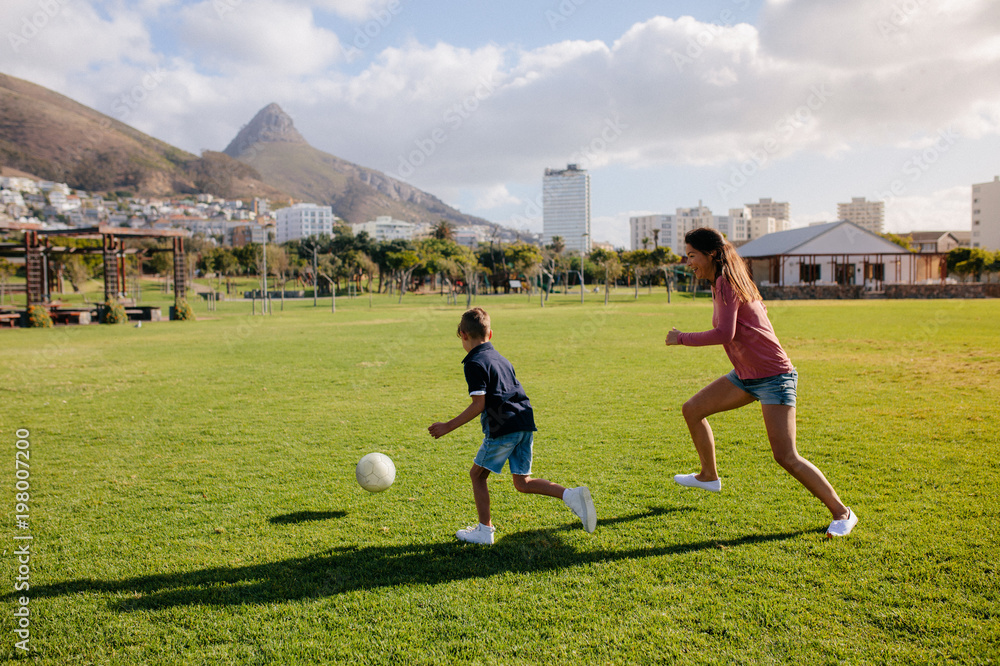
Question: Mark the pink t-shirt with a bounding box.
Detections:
[677,276,793,380]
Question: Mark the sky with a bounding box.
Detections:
[2,0,999,248]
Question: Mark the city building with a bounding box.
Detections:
[837,197,885,234]
[631,203,770,251]
[543,164,591,254]
[351,216,416,242]
[453,225,489,249]
[275,203,335,243]
[972,176,1000,250]
[746,198,790,228]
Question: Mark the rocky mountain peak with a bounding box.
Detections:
[223,103,306,157]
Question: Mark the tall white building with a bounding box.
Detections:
[543,164,591,254]
[746,198,790,229]
[972,176,1000,250]
[837,197,884,234]
[275,203,335,243]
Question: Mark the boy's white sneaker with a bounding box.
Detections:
[826,508,858,538]
[456,522,495,545]
[673,473,721,492]
[564,486,597,533]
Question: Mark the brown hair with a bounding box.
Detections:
[684,227,761,304]
[458,307,490,339]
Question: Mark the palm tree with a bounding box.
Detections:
[432,220,454,241]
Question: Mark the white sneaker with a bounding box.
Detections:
[673,473,721,492]
[564,486,597,533]
[456,522,495,545]
[826,508,858,538]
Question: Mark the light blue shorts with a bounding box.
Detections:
[473,430,534,475]
[726,369,798,407]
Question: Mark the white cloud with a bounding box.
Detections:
[885,185,970,233]
[1,1,997,233]
[474,184,519,210]
[177,1,343,77]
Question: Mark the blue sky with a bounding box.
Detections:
[2,0,998,247]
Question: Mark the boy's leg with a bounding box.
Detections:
[511,475,565,498]
[682,376,756,481]
[513,475,597,533]
[470,464,492,526]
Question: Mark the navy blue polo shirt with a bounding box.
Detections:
[462,342,537,438]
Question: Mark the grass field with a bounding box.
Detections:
[1,289,998,664]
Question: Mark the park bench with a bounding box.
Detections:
[0,313,19,328]
[125,306,162,322]
[49,308,93,325]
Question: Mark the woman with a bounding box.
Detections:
[665,227,857,538]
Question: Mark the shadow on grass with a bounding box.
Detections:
[269,510,348,525]
[20,507,804,611]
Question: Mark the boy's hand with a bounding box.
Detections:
[665,327,682,345]
[428,422,451,439]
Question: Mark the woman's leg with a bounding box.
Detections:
[682,376,757,481]
[761,404,849,520]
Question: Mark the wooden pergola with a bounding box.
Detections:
[1,222,189,310]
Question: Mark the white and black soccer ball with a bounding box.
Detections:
[355,452,395,493]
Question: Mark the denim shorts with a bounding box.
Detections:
[473,430,534,475]
[726,369,798,407]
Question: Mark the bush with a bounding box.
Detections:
[100,299,128,324]
[172,299,195,321]
[26,305,52,328]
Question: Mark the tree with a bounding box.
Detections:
[880,233,916,252]
[432,220,454,241]
[0,258,15,306]
[650,246,682,292]
[947,247,992,282]
[454,248,486,308]
[504,242,543,300]
[621,249,651,299]
[589,248,623,305]
[386,250,422,303]
[358,252,378,307]
[317,254,342,312]
[217,249,240,294]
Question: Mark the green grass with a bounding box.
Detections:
[1,291,997,664]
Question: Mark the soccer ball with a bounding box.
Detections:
[355,452,395,493]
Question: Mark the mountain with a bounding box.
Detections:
[224,104,493,229]
[0,72,287,200]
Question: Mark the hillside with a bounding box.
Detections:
[0,72,287,200]
[224,104,494,228]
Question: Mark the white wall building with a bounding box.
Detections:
[738,221,920,287]
[351,216,416,242]
[275,203,335,243]
[837,197,885,234]
[543,164,591,254]
[972,176,1000,250]
[453,225,489,249]
[631,203,769,251]
[746,198,790,228]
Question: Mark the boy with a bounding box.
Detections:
[428,307,596,544]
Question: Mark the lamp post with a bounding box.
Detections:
[580,233,589,304]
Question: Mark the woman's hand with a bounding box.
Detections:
[665,327,681,346]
